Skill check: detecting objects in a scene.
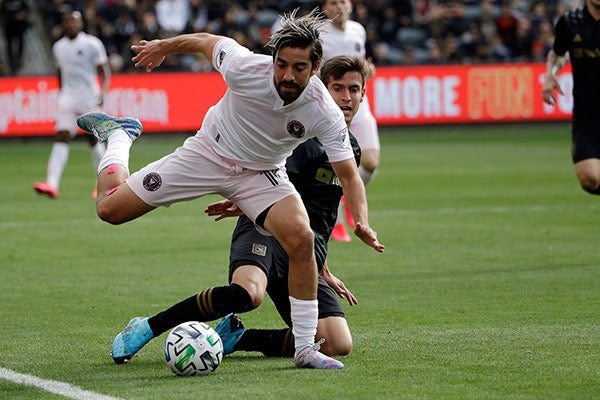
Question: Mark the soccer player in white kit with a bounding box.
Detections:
[77,10,384,370]
[319,0,380,241]
[33,11,110,199]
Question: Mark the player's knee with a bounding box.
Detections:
[320,337,352,356]
[297,228,315,249]
[56,131,71,143]
[284,226,314,258]
[578,174,600,194]
[360,158,378,173]
[243,287,264,309]
[96,201,125,225]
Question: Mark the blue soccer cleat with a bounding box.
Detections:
[111,317,153,364]
[215,314,246,355]
[77,112,142,142]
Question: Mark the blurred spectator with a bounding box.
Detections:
[31,0,566,72]
[1,0,31,74]
[413,0,432,29]
[476,0,498,40]
[496,1,519,51]
[426,2,449,42]
[108,52,124,72]
[424,38,444,64]
[487,32,511,61]
[445,0,470,37]
[156,0,191,36]
[510,17,534,61]
[377,6,400,44]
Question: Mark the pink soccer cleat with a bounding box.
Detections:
[294,339,344,369]
[33,182,59,198]
[341,196,355,228]
[331,223,351,242]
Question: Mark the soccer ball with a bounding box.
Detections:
[164,321,223,376]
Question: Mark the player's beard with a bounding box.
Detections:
[277,81,303,103]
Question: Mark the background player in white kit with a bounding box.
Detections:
[77,10,384,370]
[319,0,380,241]
[33,11,110,199]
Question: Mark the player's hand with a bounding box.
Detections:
[131,39,166,73]
[320,265,358,306]
[355,222,385,253]
[542,75,563,105]
[204,199,244,221]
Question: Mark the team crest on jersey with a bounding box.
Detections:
[143,172,162,191]
[287,120,305,138]
[252,243,267,256]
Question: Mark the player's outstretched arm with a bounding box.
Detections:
[332,158,384,253]
[542,50,566,106]
[131,33,225,73]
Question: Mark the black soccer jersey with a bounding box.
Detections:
[553,6,600,120]
[285,134,361,266]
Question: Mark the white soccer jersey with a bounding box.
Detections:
[320,20,379,150]
[320,20,366,61]
[202,38,352,171]
[53,32,108,103]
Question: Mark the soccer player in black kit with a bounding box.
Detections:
[542,0,600,194]
[109,55,370,365]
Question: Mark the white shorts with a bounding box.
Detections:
[349,97,380,151]
[126,135,298,223]
[55,95,101,136]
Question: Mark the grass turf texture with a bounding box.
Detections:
[1,123,599,399]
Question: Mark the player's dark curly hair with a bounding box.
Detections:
[266,8,327,68]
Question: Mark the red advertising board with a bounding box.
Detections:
[0,72,227,137]
[0,63,572,137]
[368,63,572,124]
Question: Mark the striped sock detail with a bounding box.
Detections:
[195,288,219,321]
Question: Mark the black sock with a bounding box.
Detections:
[148,283,253,336]
[235,328,294,357]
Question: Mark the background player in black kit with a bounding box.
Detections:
[542,0,600,194]
[110,55,370,363]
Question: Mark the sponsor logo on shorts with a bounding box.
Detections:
[143,172,162,192]
[252,243,267,257]
[287,120,305,138]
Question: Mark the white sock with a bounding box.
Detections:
[289,296,318,352]
[46,142,69,188]
[97,130,132,174]
[358,165,376,186]
[90,142,106,171]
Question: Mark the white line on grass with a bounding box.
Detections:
[0,367,125,400]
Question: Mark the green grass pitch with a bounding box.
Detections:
[1,123,599,399]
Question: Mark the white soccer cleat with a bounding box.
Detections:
[77,112,142,142]
[294,339,344,369]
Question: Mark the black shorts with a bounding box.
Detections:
[229,217,344,326]
[571,118,600,163]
